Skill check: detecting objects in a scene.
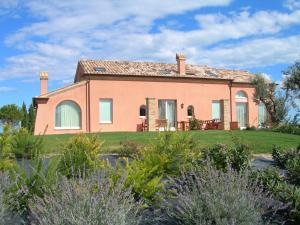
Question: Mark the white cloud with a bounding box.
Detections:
[1,0,300,84]
[284,0,300,10]
[0,86,16,92]
[0,0,19,15]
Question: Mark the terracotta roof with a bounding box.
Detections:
[78,60,255,83]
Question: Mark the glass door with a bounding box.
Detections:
[236,103,247,129]
[158,100,176,130]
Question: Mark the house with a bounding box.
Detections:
[33,53,268,135]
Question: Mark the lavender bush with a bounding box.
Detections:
[164,166,279,225]
[30,175,143,225]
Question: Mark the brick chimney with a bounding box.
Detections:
[176,53,186,75]
[39,71,48,95]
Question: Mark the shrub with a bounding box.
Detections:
[0,125,16,172]
[8,155,60,219]
[272,144,300,169]
[30,175,143,225]
[122,132,201,203]
[164,166,278,225]
[58,134,105,178]
[119,140,141,158]
[10,128,44,159]
[188,117,200,130]
[203,141,251,172]
[272,124,300,135]
[0,172,11,224]
[286,155,300,185]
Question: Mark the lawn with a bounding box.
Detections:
[42,130,300,155]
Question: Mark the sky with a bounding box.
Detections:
[0,0,300,107]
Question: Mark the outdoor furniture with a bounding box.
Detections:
[141,119,148,131]
[176,121,189,131]
[201,119,221,130]
[156,119,168,131]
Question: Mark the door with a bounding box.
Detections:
[236,103,247,129]
[158,100,176,130]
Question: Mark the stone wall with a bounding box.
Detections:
[220,99,230,130]
[146,98,157,131]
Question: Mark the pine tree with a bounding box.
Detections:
[21,102,29,129]
[28,103,36,133]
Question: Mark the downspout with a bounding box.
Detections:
[229,81,233,123]
[88,76,91,133]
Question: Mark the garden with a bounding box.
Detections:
[0,124,300,225]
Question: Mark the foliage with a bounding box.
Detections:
[251,74,288,124]
[0,125,16,172]
[120,132,201,203]
[164,166,278,225]
[0,172,11,224]
[0,104,23,125]
[254,167,300,224]
[119,140,141,158]
[272,124,300,135]
[58,134,104,178]
[189,117,200,130]
[272,144,300,169]
[21,102,29,130]
[203,141,251,172]
[28,103,36,133]
[30,175,143,225]
[10,128,44,159]
[286,155,300,185]
[8,155,60,219]
[283,61,300,99]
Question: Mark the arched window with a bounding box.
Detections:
[235,91,247,99]
[187,105,194,117]
[235,91,248,128]
[55,101,81,129]
[139,105,146,117]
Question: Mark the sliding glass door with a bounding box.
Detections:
[158,100,176,129]
[236,103,248,128]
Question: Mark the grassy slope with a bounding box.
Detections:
[42,130,300,155]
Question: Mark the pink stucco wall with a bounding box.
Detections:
[34,76,258,135]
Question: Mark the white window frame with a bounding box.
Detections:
[54,101,81,130]
[99,99,113,124]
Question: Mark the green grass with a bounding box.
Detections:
[41,130,300,155]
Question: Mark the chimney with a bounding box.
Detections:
[176,53,186,75]
[39,71,48,95]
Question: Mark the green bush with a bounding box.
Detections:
[8,155,60,219]
[0,172,11,224]
[30,175,143,225]
[272,145,300,168]
[272,124,300,135]
[164,166,278,225]
[203,141,251,172]
[188,117,200,130]
[58,134,105,178]
[254,167,300,224]
[10,128,44,159]
[286,155,300,185]
[0,125,16,172]
[118,140,141,158]
[121,132,201,203]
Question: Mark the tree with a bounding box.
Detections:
[251,74,289,125]
[21,102,29,129]
[0,104,23,126]
[283,61,300,98]
[28,103,36,133]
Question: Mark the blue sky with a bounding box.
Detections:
[0,0,300,107]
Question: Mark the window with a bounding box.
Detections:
[139,105,146,117]
[187,105,194,117]
[99,99,112,123]
[236,91,247,99]
[258,103,267,127]
[212,101,221,120]
[55,101,81,129]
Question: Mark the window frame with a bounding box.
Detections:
[212,100,221,120]
[187,105,194,118]
[99,98,113,124]
[54,100,81,130]
[139,105,147,118]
